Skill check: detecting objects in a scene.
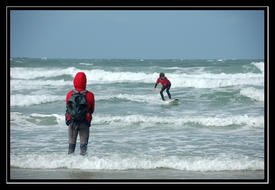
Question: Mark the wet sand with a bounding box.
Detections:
[10,167,265,182]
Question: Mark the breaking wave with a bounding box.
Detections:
[10,66,264,88]
[10,112,264,129]
[11,153,264,171]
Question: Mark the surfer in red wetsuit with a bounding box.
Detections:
[153,72,172,101]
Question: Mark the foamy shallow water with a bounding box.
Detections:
[10,58,265,178]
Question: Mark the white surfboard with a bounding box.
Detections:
[167,98,179,104]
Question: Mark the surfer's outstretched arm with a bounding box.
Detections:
[153,78,160,91]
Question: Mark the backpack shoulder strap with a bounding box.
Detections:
[72,90,87,95]
[72,90,78,95]
[80,90,87,95]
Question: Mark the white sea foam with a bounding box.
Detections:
[30,113,64,125]
[11,94,64,107]
[251,61,264,73]
[10,112,264,129]
[10,93,160,107]
[170,72,263,88]
[9,93,157,119]
[11,67,264,88]
[240,87,264,101]
[11,67,61,79]
[11,79,72,91]
[10,112,36,129]
[79,62,94,66]
[97,93,162,104]
[93,114,264,128]
[10,112,64,131]
[10,67,82,80]
[10,153,264,171]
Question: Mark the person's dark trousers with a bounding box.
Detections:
[160,84,171,101]
[68,122,90,155]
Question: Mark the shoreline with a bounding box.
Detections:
[10,167,264,180]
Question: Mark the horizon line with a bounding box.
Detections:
[10,56,264,60]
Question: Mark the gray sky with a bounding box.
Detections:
[10,10,264,59]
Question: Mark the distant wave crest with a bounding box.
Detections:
[11,66,264,88]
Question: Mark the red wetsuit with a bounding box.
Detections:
[154,77,172,101]
[154,77,171,88]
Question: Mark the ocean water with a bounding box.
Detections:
[10,58,265,177]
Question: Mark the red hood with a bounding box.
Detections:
[73,72,87,91]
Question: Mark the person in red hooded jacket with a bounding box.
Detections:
[65,72,95,155]
[153,72,172,101]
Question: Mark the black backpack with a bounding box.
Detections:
[66,90,88,122]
